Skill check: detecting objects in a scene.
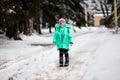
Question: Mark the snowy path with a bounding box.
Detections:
[0,27,111,80]
[84,32,120,80]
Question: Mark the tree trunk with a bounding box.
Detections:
[38,24,42,34]
[101,5,106,17]
[99,1,106,17]
[6,22,22,40]
[48,24,52,33]
[29,18,34,34]
[38,17,42,34]
[24,18,34,35]
[13,21,22,40]
[104,0,109,16]
[6,26,14,39]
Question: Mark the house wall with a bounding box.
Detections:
[94,15,104,26]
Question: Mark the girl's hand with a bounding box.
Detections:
[53,43,56,45]
[70,44,73,46]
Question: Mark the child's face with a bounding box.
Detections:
[60,21,65,26]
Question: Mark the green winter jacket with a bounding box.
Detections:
[53,23,74,50]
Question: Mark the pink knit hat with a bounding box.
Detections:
[58,18,66,23]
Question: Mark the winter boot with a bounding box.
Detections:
[59,57,64,67]
[59,53,64,67]
[64,53,69,67]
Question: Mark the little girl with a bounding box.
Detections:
[53,18,74,67]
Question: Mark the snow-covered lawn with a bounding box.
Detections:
[0,27,120,80]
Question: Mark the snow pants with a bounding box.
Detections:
[59,49,69,65]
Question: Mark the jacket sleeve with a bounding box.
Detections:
[68,25,74,44]
[55,24,60,32]
[53,24,60,43]
[53,32,57,43]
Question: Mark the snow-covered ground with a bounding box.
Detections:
[0,26,120,80]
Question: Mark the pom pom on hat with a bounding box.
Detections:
[58,18,66,23]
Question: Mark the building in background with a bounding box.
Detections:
[83,0,111,27]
